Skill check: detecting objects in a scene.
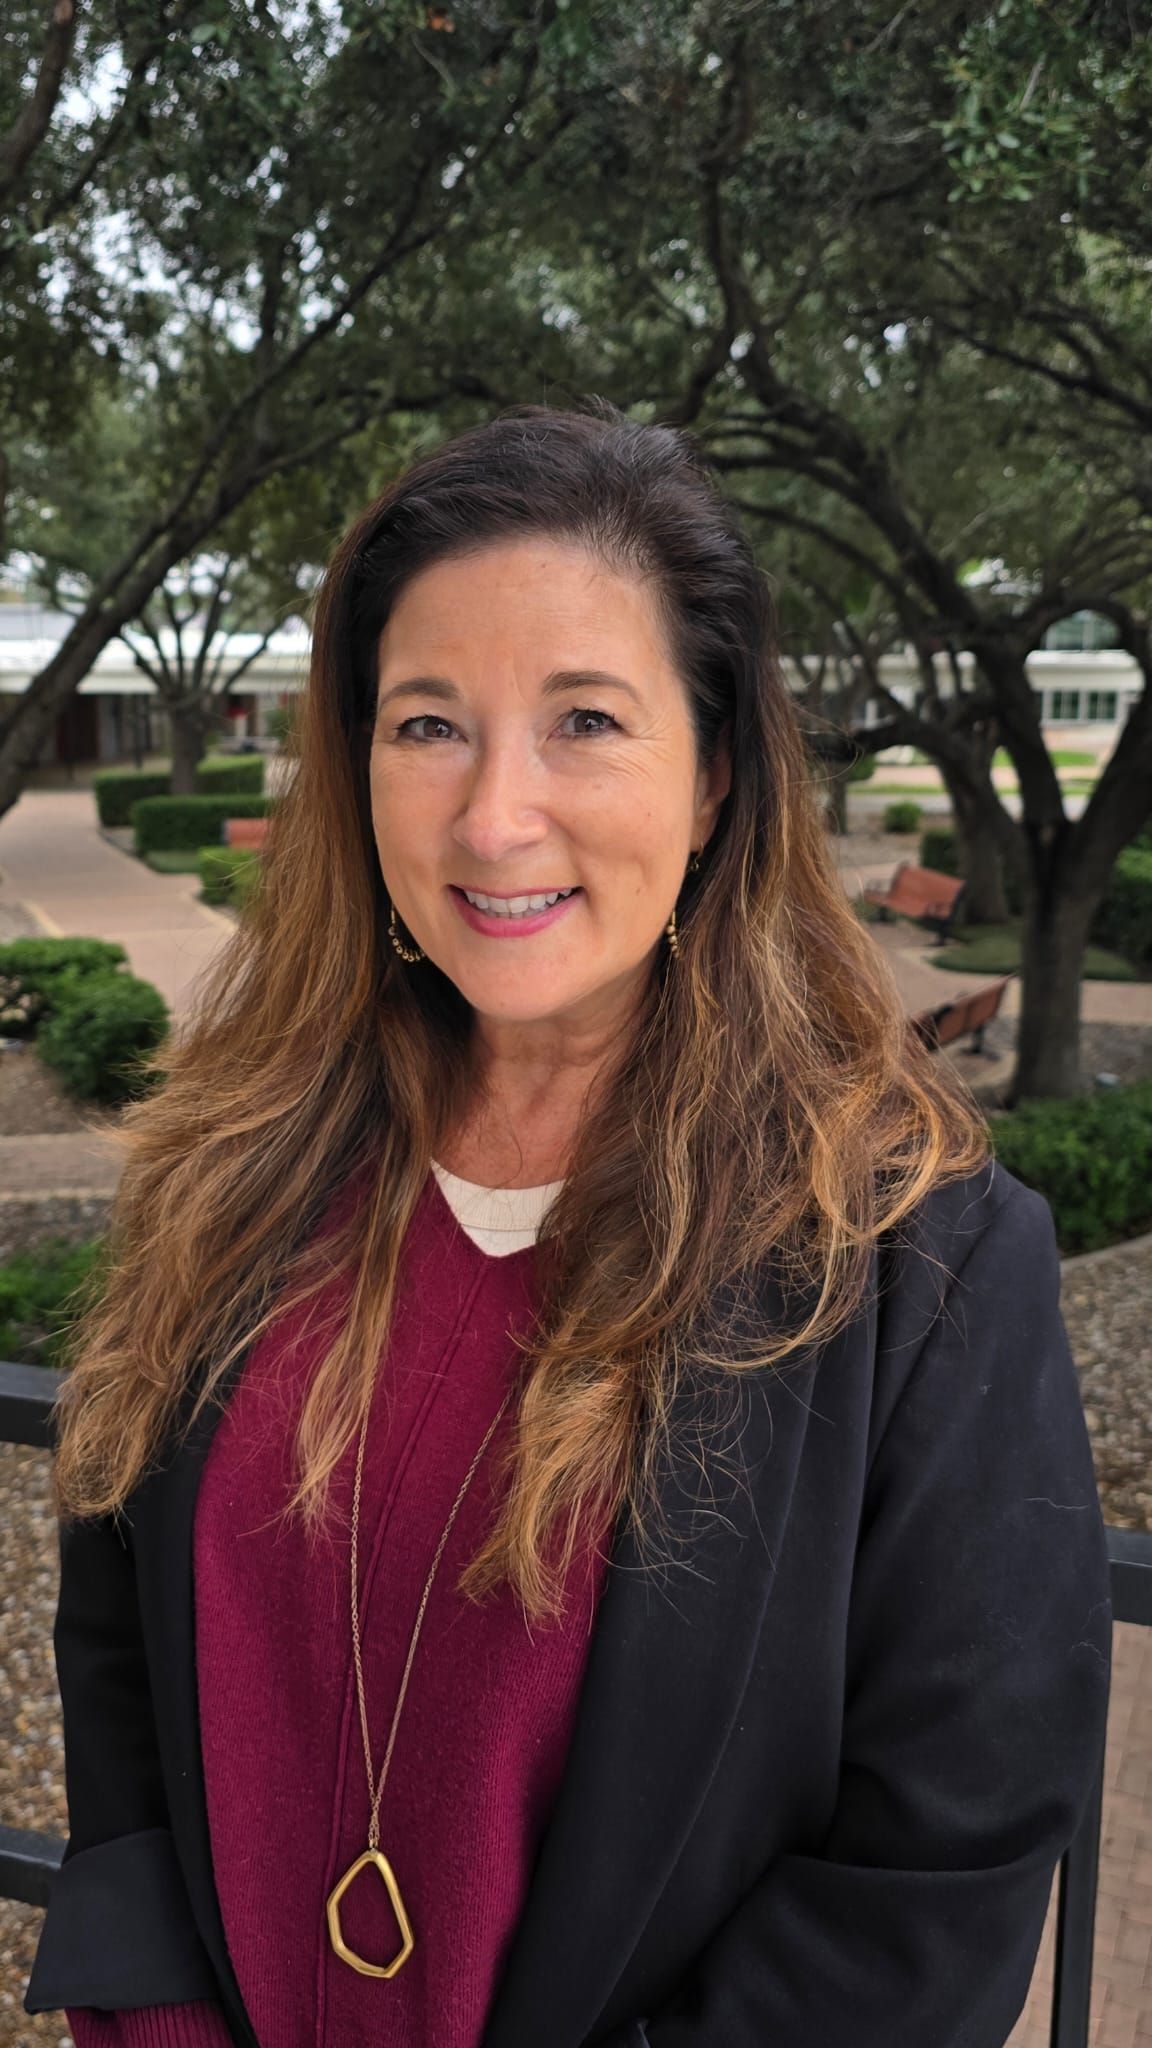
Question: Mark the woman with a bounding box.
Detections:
[25,403,1109,2048]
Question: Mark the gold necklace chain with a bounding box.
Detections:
[325,1380,515,1978]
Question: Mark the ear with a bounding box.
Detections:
[695,721,732,843]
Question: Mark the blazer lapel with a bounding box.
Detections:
[130,1356,260,2048]
[482,1347,787,2048]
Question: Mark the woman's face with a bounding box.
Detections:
[368,538,731,1036]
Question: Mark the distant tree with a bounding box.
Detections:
[0,0,592,816]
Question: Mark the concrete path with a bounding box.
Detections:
[839,845,1152,1029]
[0,1130,121,1199]
[0,789,234,1022]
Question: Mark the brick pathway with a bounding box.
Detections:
[1009,1621,1152,2047]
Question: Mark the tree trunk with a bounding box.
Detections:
[169,702,209,795]
[951,789,1009,924]
[1009,887,1096,1103]
[934,747,1011,924]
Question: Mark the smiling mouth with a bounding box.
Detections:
[454,886,580,919]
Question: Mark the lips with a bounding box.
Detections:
[448,885,583,938]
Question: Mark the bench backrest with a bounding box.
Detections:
[886,863,966,919]
[912,976,1013,1050]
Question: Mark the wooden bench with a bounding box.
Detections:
[911,975,1014,1056]
[224,817,269,851]
[863,862,966,944]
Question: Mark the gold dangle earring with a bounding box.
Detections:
[665,849,702,958]
[388,902,425,963]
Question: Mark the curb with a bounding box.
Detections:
[1060,1226,1152,1276]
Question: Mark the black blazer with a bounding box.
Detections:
[25,1160,1112,2048]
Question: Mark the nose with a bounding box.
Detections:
[452,732,551,865]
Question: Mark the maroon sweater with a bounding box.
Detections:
[67,1168,609,2048]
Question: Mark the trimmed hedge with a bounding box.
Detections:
[919,827,959,876]
[1090,845,1152,970]
[0,937,128,1037]
[884,800,923,833]
[0,1236,106,1369]
[131,793,273,854]
[94,755,264,826]
[991,1080,1152,1254]
[37,971,169,1104]
[93,770,171,827]
[198,845,261,908]
[193,755,265,796]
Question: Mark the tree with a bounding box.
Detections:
[0,0,591,816]
[510,0,1152,1097]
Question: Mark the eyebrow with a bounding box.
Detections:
[375,667,645,714]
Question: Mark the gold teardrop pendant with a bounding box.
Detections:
[326,1847,415,1977]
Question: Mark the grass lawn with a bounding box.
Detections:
[144,849,204,874]
[992,746,1097,768]
[933,924,1139,981]
[868,782,947,796]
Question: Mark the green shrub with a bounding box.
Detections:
[130,793,272,854]
[194,754,265,796]
[265,705,297,745]
[198,845,261,907]
[845,753,875,784]
[0,937,128,1037]
[93,757,263,827]
[38,971,169,1103]
[234,857,262,908]
[1090,845,1152,969]
[919,827,958,874]
[0,1237,106,1368]
[92,770,171,828]
[884,800,923,833]
[991,1080,1152,1253]
[144,849,203,874]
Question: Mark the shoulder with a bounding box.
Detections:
[879,1153,1054,1317]
[868,1155,1062,1426]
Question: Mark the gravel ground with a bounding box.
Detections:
[0,1199,111,1266]
[976,1012,1152,1090]
[0,906,42,945]
[0,1443,67,2048]
[0,1050,120,1142]
[1063,1239,1152,1532]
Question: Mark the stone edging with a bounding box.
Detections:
[1060,1225,1152,1275]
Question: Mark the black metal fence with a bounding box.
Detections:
[2,1359,1151,2043]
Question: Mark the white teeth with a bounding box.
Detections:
[462,887,575,916]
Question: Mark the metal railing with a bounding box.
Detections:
[2,1359,1151,2041]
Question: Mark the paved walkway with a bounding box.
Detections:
[0,789,233,1022]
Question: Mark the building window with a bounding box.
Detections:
[1086,691,1118,722]
[1049,689,1082,721]
[1043,611,1120,653]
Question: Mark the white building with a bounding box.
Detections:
[0,599,1141,769]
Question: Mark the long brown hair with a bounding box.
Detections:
[52,401,988,1620]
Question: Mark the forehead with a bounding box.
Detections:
[376,538,676,679]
